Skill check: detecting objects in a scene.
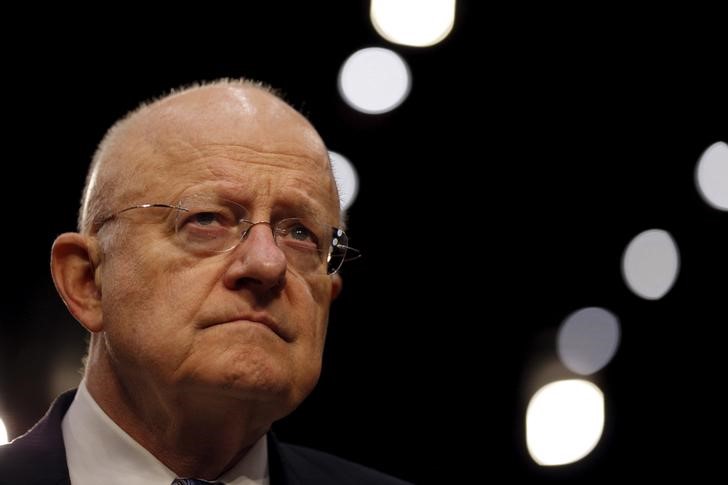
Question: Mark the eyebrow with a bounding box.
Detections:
[188,183,335,225]
[272,197,330,224]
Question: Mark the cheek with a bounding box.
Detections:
[290,273,333,343]
[104,240,211,314]
[285,274,333,388]
[99,248,215,376]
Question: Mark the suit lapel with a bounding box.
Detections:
[1,389,75,484]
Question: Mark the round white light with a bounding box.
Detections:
[338,47,411,114]
[0,418,8,445]
[557,307,620,375]
[370,0,456,47]
[526,379,605,466]
[328,151,359,211]
[622,229,680,300]
[695,141,728,211]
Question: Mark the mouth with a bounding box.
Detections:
[211,314,292,342]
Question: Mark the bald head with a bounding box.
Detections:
[80,79,337,234]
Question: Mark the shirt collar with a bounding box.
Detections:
[61,379,269,485]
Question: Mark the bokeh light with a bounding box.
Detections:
[695,140,728,211]
[329,151,359,211]
[338,47,411,114]
[622,229,680,300]
[526,379,605,466]
[0,417,7,445]
[370,0,456,47]
[557,307,620,375]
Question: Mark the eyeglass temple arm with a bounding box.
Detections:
[337,245,362,262]
[119,203,188,213]
[95,203,189,226]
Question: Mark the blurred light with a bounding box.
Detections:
[695,140,728,211]
[0,418,7,445]
[338,47,411,114]
[557,307,620,375]
[370,0,456,47]
[526,379,605,466]
[622,229,680,300]
[328,151,359,210]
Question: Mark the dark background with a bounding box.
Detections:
[1,3,726,482]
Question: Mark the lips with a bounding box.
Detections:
[210,313,292,342]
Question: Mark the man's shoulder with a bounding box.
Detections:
[0,391,74,484]
[275,441,413,485]
[0,429,71,485]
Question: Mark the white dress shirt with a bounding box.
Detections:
[62,379,269,485]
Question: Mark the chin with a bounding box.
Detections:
[205,354,319,411]
[176,339,322,414]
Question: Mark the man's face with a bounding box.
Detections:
[95,87,341,420]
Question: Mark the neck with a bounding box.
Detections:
[84,349,271,480]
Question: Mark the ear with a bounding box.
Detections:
[330,273,343,301]
[51,232,104,333]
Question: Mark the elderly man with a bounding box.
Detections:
[0,80,408,484]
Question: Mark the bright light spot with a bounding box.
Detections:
[0,418,7,445]
[695,141,728,211]
[328,151,359,211]
[338,47,411,114]
[557,307,620,375]
[526,379,604,466]
[622,229,680,300]
[370,0,456,47]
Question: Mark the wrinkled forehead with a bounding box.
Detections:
[105,86,338,210]
[145,86,329,167]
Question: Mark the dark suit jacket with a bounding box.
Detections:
[0,390,411,485]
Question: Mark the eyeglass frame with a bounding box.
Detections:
[93,195,360,276]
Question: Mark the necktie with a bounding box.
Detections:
[171,479,224,485]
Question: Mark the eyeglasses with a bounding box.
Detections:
[95,193,360,275]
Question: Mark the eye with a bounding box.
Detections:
[276,219,321,252]
[181,207,238,228]
[290,224,314,241]
[177,208,236,238]
[171,195,248,254]
[191,211,218,226]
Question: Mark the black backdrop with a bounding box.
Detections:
[1,3,726,482]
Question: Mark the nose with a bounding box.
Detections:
[221,222,287,294]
